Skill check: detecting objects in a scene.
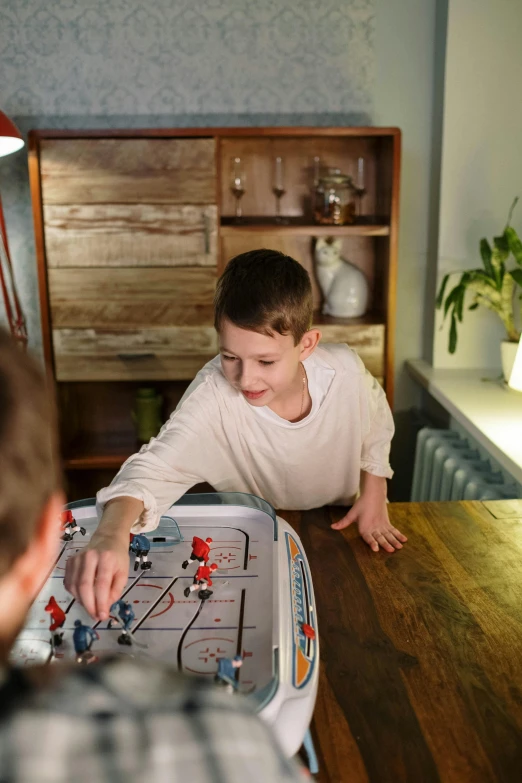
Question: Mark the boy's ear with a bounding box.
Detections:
[299,328,321,360]
[13,491,65,598]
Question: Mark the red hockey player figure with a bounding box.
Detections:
[61,509,86,542]
[45,596,66,647]
[183,562,218,600]
[181,536,212,570]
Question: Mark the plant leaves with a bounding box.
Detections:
[467,279,502,307]
[490,244,506,287]
[449,312,458,354]
[494,232,510,257]
[500,274,517,341]
[510,268,522,287]
[468,302,479,310]
[506,196,519,227]
[480,238,494,278]
[505,225,522,266]
[443,283,462,320]
[467,268,500,287]
[436,274,450,309]
[455,285,465,322]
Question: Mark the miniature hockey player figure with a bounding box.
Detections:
[183,562,218,600]
[181,536,213,569]
[44,596,66,648]
[215,655,243,694]
[61,509,86,542]
[129,533,152,571]
[73,619,99,664]
[108,599,135,646]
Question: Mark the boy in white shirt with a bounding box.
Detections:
[65,249,406,620]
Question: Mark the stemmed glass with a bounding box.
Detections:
[353,156,366,219]
[230,157,246,221]
[273,156,288,223]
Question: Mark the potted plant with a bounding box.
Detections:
[436,197,522,378]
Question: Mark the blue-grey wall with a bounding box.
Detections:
[1,0,374,116]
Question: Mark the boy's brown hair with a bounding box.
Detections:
[0,330,61,576]
[214,249,313,344]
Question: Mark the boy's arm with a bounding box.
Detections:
[65,385,218,620]
[65,496,144,620]
[359,372,395,480]
[331,367,407,551]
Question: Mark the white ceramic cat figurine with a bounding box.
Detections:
[314,236,369,317]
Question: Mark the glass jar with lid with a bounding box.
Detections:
[313,170,356,225]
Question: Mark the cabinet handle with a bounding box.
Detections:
[203,211,210,254]
[117,353,156,361]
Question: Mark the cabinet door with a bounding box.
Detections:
[40,137,218,380]
[40,138,216,204]
[52,326,218,381]
[44,204,217,268]
[49,266,217,380]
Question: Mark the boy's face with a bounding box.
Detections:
[218,318,319,408]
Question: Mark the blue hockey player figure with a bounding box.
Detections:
[215,655,243,694]
[129,533,152,571]
[108,599,135,646]
[73,619,99,664]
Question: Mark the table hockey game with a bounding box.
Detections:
[12,493,319,759]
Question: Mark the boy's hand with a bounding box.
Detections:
[64,536,129,621]
[64,495,144,621]
[331,473,407,553]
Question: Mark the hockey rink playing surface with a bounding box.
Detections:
[12,501,275,695]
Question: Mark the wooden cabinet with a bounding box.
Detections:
[29,127,400,499]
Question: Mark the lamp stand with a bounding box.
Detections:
[0,192,27,348]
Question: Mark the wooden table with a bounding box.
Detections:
[279,500,522,783]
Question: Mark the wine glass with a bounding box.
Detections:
[272,156,287,223]
[312,155,322,189]
[353,156,366,219]
[230,157,246,221]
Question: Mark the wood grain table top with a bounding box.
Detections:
[278,500,522,783]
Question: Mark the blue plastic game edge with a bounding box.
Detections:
[173,492,278,542]
[285,532,316,690]
[65,492,278,541]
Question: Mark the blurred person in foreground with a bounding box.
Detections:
[0,329,303,783]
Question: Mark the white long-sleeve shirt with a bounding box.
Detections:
[96,343,394,532]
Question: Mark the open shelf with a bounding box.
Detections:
[220,216,390,236]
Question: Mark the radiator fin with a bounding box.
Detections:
[411,428,518,501]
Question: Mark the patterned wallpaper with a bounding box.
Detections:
[0,0,375,353]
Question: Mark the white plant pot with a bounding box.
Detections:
[501,340,519,381]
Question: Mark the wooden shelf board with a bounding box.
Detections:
[220,217,390,237]
[313,311,385,327]
[63,431,138,471]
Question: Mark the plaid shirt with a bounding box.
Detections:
[0,659,304,783]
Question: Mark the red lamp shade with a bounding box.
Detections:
[0,112,24,157]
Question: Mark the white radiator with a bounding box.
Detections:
[411,428,519,501]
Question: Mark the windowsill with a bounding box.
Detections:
[406,359,522,486]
